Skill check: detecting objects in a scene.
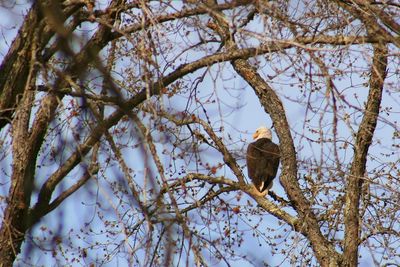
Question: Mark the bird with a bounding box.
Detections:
[246,126,280,195]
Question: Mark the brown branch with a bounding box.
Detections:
[115,0,255,37]
[154,171,294,224]
[196,118,246,184]
[180,187,232,214]
[339,0,400,35]
[0,1,86,129]
[103,130,153,221]
[140,108,246,183]
[130,114,207,267]
[334,0,400,48]
[343,43,388,266]
[359,227,400,246]
[29,164,99,226]
[174,173,298,227]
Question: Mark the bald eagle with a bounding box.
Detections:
[246,126,280,193]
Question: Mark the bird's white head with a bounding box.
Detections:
[252,126,272,141]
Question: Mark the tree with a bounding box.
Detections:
[0,0,399,266]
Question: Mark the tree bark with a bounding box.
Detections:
[0,1,83,130]
[0,2,42,130]
[0,86,58,265]
[343,43,388,266]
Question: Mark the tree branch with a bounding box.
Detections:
[343,42,388,266]
[334,0,400,48]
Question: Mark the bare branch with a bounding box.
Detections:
[343,43,388,266]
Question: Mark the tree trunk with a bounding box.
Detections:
[343,43,388,266]
[0,90,58,265]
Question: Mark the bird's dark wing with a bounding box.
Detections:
[260,140,280,177]
[246,138,280,192]
[246,141,262,183]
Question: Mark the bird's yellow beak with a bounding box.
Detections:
[252,132,258,140]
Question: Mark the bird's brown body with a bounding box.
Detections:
[246,128,280,193]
